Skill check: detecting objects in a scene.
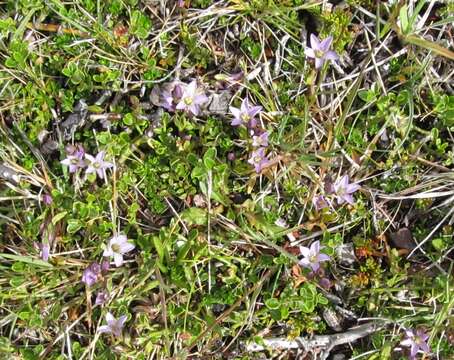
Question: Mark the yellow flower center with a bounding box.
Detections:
[315,50,324,58]
[112,244,120,253]
[184,97,193,105]
[241,113,250,122]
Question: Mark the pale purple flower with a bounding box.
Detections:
[401,329,430,359]
[81,262,101,287]
[95,291,108,306]
[175,80,209,116]
[248,147,269,173]
[305,34,339,69]
[103,234,135,267]
[98,312,127,337]
[178,0,185,7]
[298,241,330,272]
[41,243,50,261]
[333,175,360,205]
[252,131,269,147]
[61,155,85,173]
[312,195,329,211]
[85,151,113,179]
[229,98,262,128]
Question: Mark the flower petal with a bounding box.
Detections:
[315,57,324,69]
[310,34,320,51]
[119,242,135,254]
[324,50,339,61]
[305,48,316,59]
[98,325,112,334]
[319,36,333,52]
[85,154,95,162]
[113,253,124,267]
[299,246,311,257]
[105,312,115,324]
[318,253,331,262]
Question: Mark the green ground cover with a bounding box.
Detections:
[0,0,453,359]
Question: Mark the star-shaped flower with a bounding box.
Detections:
[298,241,331,272]
[175,80,209,116]
[229,98,262,128]
[85,151,113,179]
[248,147,269,173]
[401,329,430,360]
[252,131,269,148]
[61,155,85,173]
[333,175,360,205]
[305,34,339,69]
[103,234,135,267]
[98,312,127,337]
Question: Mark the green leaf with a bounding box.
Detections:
[67,219,82,234]
[52,211,67,225]
[181,207,207,226]
[265,298,280,310]
[0,253,53,268]
[203,148,217,170]
[130,10,152,39]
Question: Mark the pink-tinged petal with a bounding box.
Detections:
[189,104,200,116]
[103,161,114,169]
[299,246,311,257]
[176,101,186,110]
[85,166,96,174]
[310,34,320,51]
[401,338,413,347]
[305,47,316,59]
[105,312,115,324]
[229,106,241,120]
[319,36,333,52]
[336,196,346,205]
[315,57,324,69]
[60,158,71,166]
[419,342,430,353]
[342,194,354,205]
[324,50,339,61]
[98,325,112,334]
[418,331,429,341]
[173,84,183,99]
[248,106,262,118]
[194,94,209,105]
[103,247,114,257]
[41,244,50,261]
[346,183,361,193]
[318,253,331,262]
[96,168,104,179]
[241,98,250,113]
[231,118,242,126]
[96,151,106,162]
[115,235,127,244]
[118,315,128,327]
[85,154,95,162]
[310,262,320,272]
[311,240,320,254]
[248,118,258,128]
[187,80,197,94]
[410,344,418,358]
[113,253,124,267]
[298,258,310,268]
[119,242,135,254]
